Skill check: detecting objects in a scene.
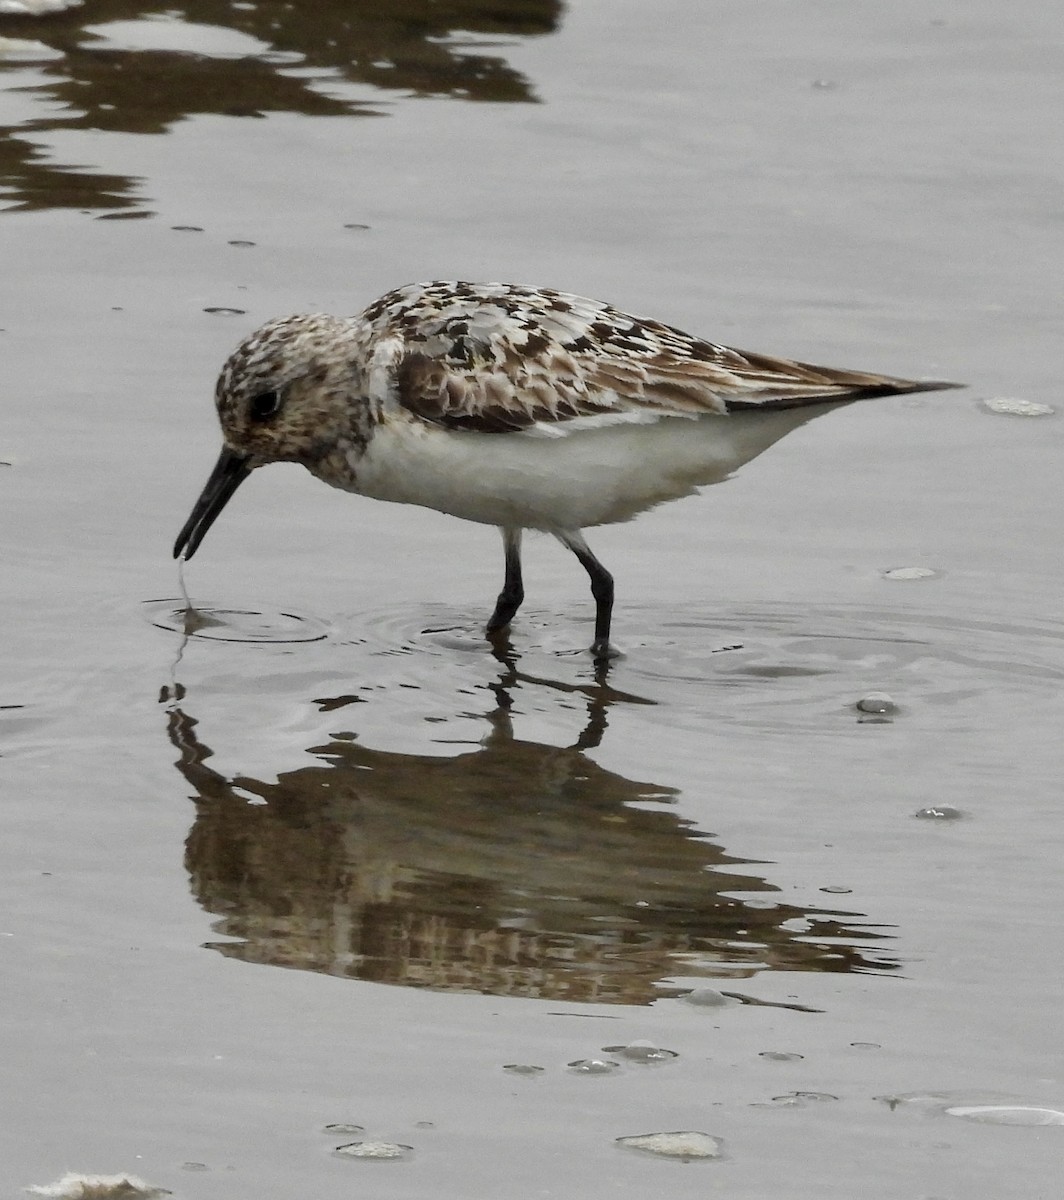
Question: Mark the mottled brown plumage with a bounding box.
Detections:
[175,281,960,657]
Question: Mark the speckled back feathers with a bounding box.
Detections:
[359,281,921,435]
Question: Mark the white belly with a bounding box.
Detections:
[340,405,838,531]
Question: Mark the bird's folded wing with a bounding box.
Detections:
[381,285,942,434]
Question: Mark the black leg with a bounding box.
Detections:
[487,527,524,633]
[556,530,615,659]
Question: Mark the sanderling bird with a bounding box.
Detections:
[174,281,959,657]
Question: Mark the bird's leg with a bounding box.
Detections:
[487,527,524,634]
[556,530,616,660]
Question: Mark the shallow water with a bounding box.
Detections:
[3,1,1064,1196]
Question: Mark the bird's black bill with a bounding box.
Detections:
[173,446,252,560]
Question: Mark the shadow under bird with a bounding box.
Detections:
[174,281,960,657]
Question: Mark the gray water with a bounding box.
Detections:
[3,1,1062,1196]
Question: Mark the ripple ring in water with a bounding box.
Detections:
[144,599,329,644]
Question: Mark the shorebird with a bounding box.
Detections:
[174,281,958,657]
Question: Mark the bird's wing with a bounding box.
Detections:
[360,282,949,435]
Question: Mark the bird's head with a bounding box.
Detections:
[214,313,363,463]
[173,313,368,560]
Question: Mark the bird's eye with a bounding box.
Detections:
[249,390,282,421]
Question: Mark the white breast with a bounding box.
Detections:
[343,404,837,531]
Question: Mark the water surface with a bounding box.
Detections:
[3,1,1063,1196]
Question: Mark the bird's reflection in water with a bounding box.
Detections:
[164,645,896,1005]
[1,0,562,213]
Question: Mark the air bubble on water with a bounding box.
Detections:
[945,1105,1064,1126]
[982,396,1054,417]
[616,1131,724,1159]
[760,1091,839,1107]
[25,1176,170,1199]
[334,1141,412,1159]
[856,691,897,715]
[568,1058,621,1074]
[883,567,938,581]
[147,596,328,643]
[759,1051,804,1062]
[679,987,737,1008]
[603,1040,679,1062]
[849,1042,881,1050]
[203,306,247,316]
[914,805,964,820]
[819,885,852,894]
[502,1063,544,1076]
[876,1091,953,1111]
[323,1123,365,1135]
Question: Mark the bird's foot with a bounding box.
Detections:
[590,638,621,663]
[486,624,518,664]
